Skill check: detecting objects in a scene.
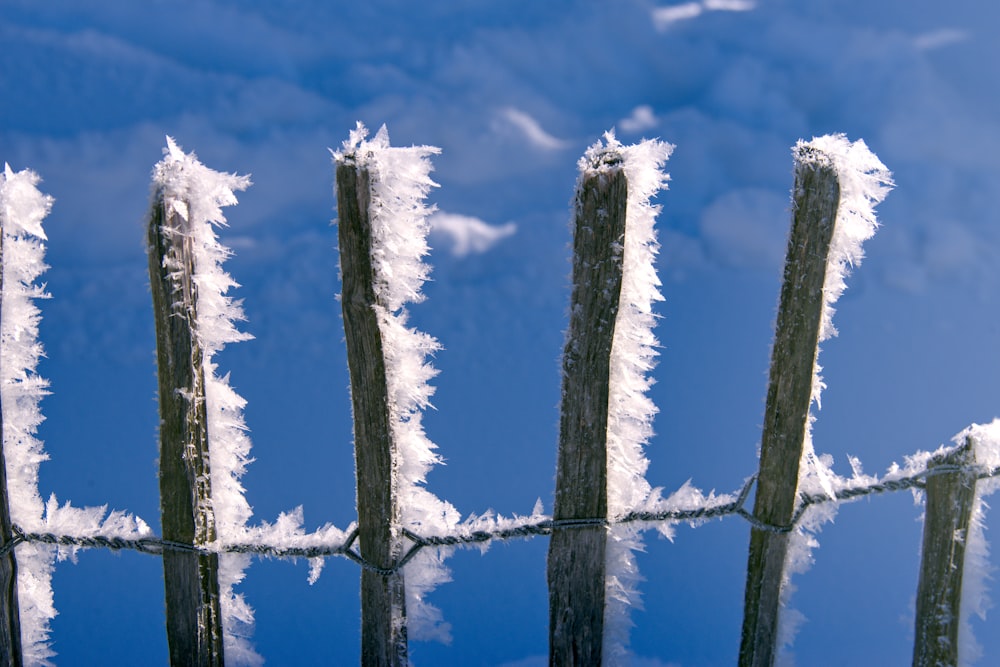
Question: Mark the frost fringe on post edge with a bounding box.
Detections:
[574,131,674,664]
[951,419,1000,667]
[152,139,262,665]
[333,123,461,642]
[775,134,893,660]
[2,165,151,666]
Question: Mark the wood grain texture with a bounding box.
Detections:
[548,158,627,666]
[0,227,24,667]
[336,160,408,667]
[148,194,224,666]
[912,440,977,667]
[740,153,840,667]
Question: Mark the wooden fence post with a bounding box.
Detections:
[739,147,841,667]
[0,227,24,666]
[147,190,225,666]
[912,439,977,667]
[547,151,628,666]
[335,157,408,667]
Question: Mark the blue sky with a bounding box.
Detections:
[3,0,1000,664]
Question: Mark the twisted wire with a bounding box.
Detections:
[3,461,999,574]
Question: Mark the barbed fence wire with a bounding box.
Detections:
[4,455,997,576]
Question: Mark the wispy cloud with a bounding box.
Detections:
[652,2,703,28]
[702,0,755,10]
[429,211,517,257]
[913,28,969,51]
[619,105,659,134]
[652,0,755,30]
[497,107,571,150]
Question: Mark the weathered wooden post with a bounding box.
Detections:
[739,145,841,667]
[912,439,977,667]
[335,155,408,667]
[0,225,24,666]
[547,150,628,666]
[147,190,225,666]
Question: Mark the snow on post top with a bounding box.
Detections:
[333,122,441,314]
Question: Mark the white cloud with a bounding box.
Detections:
[652,0,754,30]
[652,3,703,29]
[703,0,755,11]
[429,211,517,257]
[497,107,571,151]
[913,28,969,51]
[619,105,659,134]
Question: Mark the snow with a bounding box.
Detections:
[574,131,673,664]
[152,138,261,664]
[334,123,461,642]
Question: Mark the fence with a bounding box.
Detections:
[0,127,998,666]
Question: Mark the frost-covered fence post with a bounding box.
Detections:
[335,123,487,662]
[1,164,58,666]
[546,134,670,665]
[912,439,977,667]
[148,177,225,666]
[739,146,840,667]
[146,138,256,665]
[0,220,23,667]
[547,150,627,666]
[0,447,20,667]
[734,136,890,665]
[335,143,409,667]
